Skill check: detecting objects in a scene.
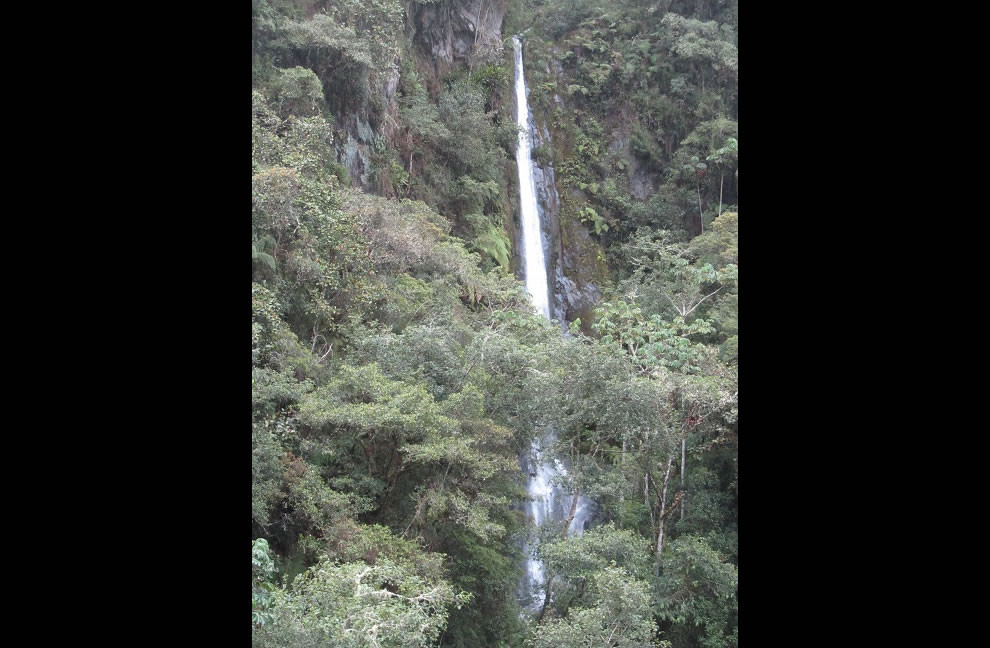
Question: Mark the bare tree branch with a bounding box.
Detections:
[683,285,724,316]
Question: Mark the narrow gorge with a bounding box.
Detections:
[253,2,738,646]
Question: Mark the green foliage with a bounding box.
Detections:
[466,213,513,269]
[279,2,401,73]
[566,83,589,97]
[253,538,277,628]
[537,524,653,615]
[270,66,327,117]
[402,394,518,540]
[529,567,659,648]
[594,300,715,374]
[297,363,441,446]
[688,211,738,268]
[253,421,286,528]
[256,557,469,648]
[354,325,466,399]
[253,234,278,278]
[655,536,738,648]
[400,69,451,143]
[706,137,737,169]
[612,227,736,341]
[579,206,609,235]
[660,13,738,89]
[718,335,737,365]
[474,63,510,105]
[437,78,501,181]
[251,2,738,645]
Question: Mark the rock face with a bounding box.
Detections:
[609,124,655,201]
[336,112,376,189]
[527,89,601,329]
[408,0,506,67]
[554,215,603,327]
[555,267,601,328]
[335,58,401,191]
[529,125,564,324]
[337,0,507,192]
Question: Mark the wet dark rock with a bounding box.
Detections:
[554,269,601,327]
[336,113,374,189]
[408,0,506,66]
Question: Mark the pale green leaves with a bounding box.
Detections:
[529,567,658,648]
[654,536,738,646]
[706,137,738,166]
[594,299,715,374]
[539,524,652,584]
[579,206,609,235]
[259,557,468,648]
[252,539,277,628]
[298,363,443,444]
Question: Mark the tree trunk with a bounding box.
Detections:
[407,129,415,198]
[537,575,553,621]
[655,455,674,575]
[620,438,627,511]
[645,472,654,530]
[718,171,724,218]
[540,490,581,620]
[697,183,704,233]
[563,489,580,535]
[680,437,686,522]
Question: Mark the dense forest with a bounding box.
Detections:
[252,1,737,646]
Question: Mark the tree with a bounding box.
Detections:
[253,538,277,629]
[253,234,278,280]
[256,557,469,648]
[705,137,736,218]
[659,13,737,94]
[655,536,738,648]
[270,66,327,118]
[537,524,652,615]
[529,567,660,648]
[617,228,736,325]
[594,299,715,374]
[659,257,735,320]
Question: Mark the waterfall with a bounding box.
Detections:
[513,35,594,611]
[514,36,550,320]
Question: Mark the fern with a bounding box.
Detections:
[471,224,511,268]
[253,237,278,272]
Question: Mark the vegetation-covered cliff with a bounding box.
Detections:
[252,1,737,646]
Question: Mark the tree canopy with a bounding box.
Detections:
[252,1,738,646]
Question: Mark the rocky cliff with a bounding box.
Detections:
[335,1,507,190]
[408,0,506,69]
[518,52,607,331]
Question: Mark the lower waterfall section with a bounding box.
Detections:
[519,432,595,609]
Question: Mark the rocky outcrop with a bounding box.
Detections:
[408,0,506,68]
[609,124,655,201]
[337,0,508,192]
[335,110,377,189]
[334,58,401,191]
[554,216,603,328]
[530,96,601,329]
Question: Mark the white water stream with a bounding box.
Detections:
[513,35,593,609]
[514,36,551,320]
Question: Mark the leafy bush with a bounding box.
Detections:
[270,66,327,117]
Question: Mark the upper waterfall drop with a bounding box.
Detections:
[513,36,551,320]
